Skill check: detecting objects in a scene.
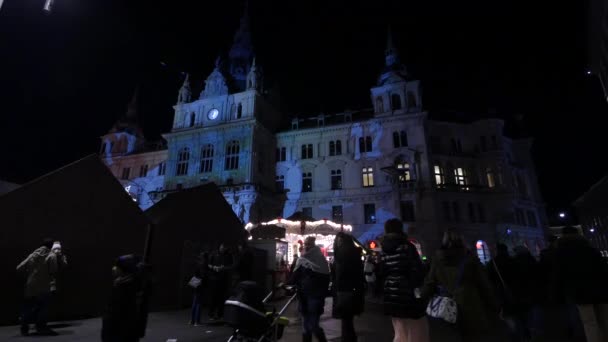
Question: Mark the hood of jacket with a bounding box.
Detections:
[381,233,409,254]
[295,246,330,275]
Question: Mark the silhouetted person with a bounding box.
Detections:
[422,230,499,342]
[550,226,608,341]
[16,238,59,336]
[102,255,142,342]
[234,242,254,283]
[190,252,209,326]
[331,232,365,342]
[380,219,429,342]
[207,243,233,320]
[287,236,330,342]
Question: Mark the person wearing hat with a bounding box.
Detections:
[101,255,142,342]
[287,236,330,342]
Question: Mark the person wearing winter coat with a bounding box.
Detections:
[363,255,376,296]
[16,238,59,336]
[101,254,143,342]
[549,226,608,342]
[287,236,330,342]
[207,243,234,320]
[379,218,429,342]
[190,252,209,326]
[331,232,365,342]
[422,230,499,342]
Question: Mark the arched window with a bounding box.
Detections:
[225,140,240,170]
[391,93,402,110]
[189,112,195,127]
[376,96,384,113]
[476,240,491,264]
[200,144,214,173]
[237,103,243,119]
[335,140,342,155]
[176,147,190,176]
[407,92,417,109]
[329,141,335,156]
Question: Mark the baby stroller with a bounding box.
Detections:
[225,281,297,342]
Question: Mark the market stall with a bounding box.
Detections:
[245,212,354,266]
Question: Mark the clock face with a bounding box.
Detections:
[207,108,219,120]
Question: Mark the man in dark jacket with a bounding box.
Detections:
[234,242,254,284]
[379,219,429,342]
[207,244,234,320]
[551,226,608,341]
[287,236,330,342]
[102,255,143,342]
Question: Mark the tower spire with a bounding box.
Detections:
[385,26,400,68]
[177,74,191,104]
[229,1,254,90]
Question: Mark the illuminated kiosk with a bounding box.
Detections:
[245,212,353,266]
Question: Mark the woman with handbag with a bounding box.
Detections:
[380,218,430,342]
[331,232,365,342]
[189,252,209,326]
[421,230,500,342]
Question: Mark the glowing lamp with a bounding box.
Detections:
[590,228,596,233]
[369,241,377,249]
[506,228,512,235]
[559,212,566,218]
[476,241,483,249]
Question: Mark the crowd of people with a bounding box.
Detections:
[14,219,608,342]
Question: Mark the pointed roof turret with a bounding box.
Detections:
[246,56,263,91]
[377,27,408,85]
[229,1,254,91]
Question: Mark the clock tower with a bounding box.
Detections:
[162,5,281,223]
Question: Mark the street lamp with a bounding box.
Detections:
[559,212,566,219]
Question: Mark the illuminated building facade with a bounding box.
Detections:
[100,10,547,256]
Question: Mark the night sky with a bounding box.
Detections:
[0,0,606,218]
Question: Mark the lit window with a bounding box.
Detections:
[364,203,376,224]
[396,163,411,183]
[121,167,131,180]
[225,141,240,170]
[332,205,343,223]
[331,169,342,190]
[486,168,496,188]
[301,144,313,159]
[434,165,445,186]
[362,167,374,187]
[276,147,286,162]
[476,240,491,264]
[302,172,312,192]
[454,167,468,189]
[200,144,214,173]
[275,175,284,191]
[176,147,190,176]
